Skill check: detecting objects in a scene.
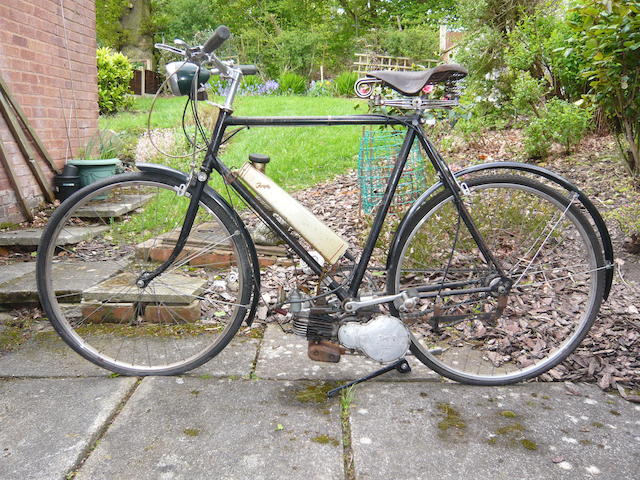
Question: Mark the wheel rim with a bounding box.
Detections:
[40,177,250,374]
[394,179,601,384]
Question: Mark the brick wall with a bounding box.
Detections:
[0,0,97,223]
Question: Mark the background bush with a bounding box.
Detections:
[334,72,359,97]
[277,72,307,95]
[565,0,640,177]
[97,47,134,114]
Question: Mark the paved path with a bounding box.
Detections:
[0,325,638,480]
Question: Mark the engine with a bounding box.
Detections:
[289,291,410,364]
[337,315,410,363]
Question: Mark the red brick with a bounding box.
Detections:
[0,0,97,223]
[144,301,202,324]
[80,302,137,324]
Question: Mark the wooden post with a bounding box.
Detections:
[0,94,55,202]
[0,141,33,221]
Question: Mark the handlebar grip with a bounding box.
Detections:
[238,65,258,75]
[202,25,231,54]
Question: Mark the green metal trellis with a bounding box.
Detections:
[357,129,428,214]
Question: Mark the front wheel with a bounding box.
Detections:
[387,175,606,385]
[37,172,253,375]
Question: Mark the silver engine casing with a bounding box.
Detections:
[337,315,410,363]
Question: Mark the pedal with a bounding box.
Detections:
[326,358,411,398]
[308,340,344,363]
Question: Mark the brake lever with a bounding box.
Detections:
[154,43,186,56]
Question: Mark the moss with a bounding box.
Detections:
[609,409,621,416]
[436,403,466,431]
[500,410,517,418]
[496,423,525,435]
[75,322,222,338]
[521,439,537,450]
[311,434,339,447]
[0,326,25,351]
[486,437,498,445]
[190,389,200,395]
[293,382,339,404]
[198,374,213,380]
[245,327,265,339]
[541,395,550,400]
[579,439,593,446]
[531,393,538,398]
[0,222,20,230]
[183,428,200,436]
[591,421,604,428]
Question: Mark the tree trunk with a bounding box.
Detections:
[120,0,154,69]
[621,117,640,177]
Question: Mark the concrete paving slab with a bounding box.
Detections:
[349,382,640,480]
[189,336,259,377]
[255,324,439,382]
[0,377,136,480]
[0,226,109,247]
[0,261,122,303]
[0,332,259,377]
[74,193,154,218]
[76,377,344,480]
[0,333,259,378]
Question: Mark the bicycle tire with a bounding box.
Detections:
[387,174,605,385]
[37,171,253,375]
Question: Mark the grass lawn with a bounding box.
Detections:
[100,95,366,190]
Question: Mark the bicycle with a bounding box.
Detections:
[36,26,614,389]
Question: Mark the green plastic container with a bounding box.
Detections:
[68,158,121,187]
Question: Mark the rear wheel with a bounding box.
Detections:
[387,175,605,385]
[37,172,253,375]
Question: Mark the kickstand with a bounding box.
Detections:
[326,358,411,398]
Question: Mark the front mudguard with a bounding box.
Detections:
[137,163,261,325]
[387,162,614,299]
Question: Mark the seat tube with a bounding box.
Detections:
[348,126,417,297]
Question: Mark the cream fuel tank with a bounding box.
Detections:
[236,162,348,264]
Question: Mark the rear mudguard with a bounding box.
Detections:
[387,162,614,299]
[137,163,261,325]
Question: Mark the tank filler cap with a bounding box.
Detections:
[249,153,270,173]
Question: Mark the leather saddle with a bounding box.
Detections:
[365,64,468,96]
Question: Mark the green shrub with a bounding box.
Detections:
[277,72,307,95]
[510,71,546,116]
[334,72,359,97]
[523,99,591,158]
[523,118,552,158]
[97,47,134,114]
[545,98,591,152]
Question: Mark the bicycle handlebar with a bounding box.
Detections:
[202,25,231,54]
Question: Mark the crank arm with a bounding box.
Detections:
[344,289,419,313]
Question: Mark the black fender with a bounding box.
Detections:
[137,163,261,325]
[387,162,614,299]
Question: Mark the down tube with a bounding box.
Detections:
[348,127,417,297]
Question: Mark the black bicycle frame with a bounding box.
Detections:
[147,108,503,302]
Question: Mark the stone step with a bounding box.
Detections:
[0,225,109,247]
[136,222,290,269]
[0,261,122,304]
[82,271,206,304]
[73,193,154,218]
